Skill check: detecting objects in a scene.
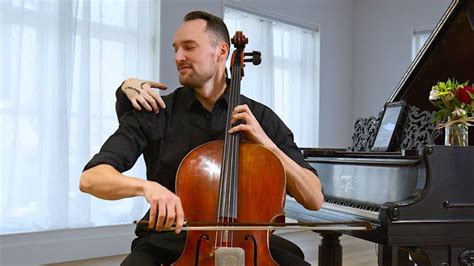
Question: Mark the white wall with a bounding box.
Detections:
[352,0,450,121]
[159,0,223,91]
[1,224,135,265]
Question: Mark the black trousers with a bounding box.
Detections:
[121,232,310,265]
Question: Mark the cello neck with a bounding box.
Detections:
[217,32,246,220]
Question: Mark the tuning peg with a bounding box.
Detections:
[244,51,262,65]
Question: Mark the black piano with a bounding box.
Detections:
[285,0,474,265]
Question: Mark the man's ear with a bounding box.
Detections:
[217,42,229,62]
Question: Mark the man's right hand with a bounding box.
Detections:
[121,78,168,113]
[143,181,185,234]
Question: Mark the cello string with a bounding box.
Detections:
[227,67,234,248]
[230,69,242,248]
[229,73,236,248]
[223,66,233,248]
[216,116,226,248]
[227,63,239,247]
[221,80,231,248]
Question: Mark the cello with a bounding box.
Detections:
[174,31,285,265]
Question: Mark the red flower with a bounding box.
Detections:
[456,85,474,104]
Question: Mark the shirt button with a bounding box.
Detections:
[205,114,211,120]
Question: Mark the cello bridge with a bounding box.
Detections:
[214,247,245,266]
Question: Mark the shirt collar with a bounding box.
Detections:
[181,78,231,110]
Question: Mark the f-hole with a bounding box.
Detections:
[194,234,209,266]
[244,235,258,266]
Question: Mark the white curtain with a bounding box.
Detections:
[224,8,320,147]
[0,0,158,234]
[224,9,274,107]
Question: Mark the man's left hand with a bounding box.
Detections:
[228,104,275,149]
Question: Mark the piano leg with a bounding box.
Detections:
[318,232,342,266]
[377,245,413,266]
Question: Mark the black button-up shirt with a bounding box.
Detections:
[84,81,317,235]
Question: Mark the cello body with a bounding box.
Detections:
[174,140,286,265]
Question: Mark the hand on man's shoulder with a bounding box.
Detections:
[121,78,168,113]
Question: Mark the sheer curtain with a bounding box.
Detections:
[224,8,320,147]
[224,9,274,107]
[0,0,159,234]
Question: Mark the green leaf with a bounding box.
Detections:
[439,82,446,90]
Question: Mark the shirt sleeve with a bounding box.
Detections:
[83,110,162,172]
[259,106,319,177]
[115,84,134,121]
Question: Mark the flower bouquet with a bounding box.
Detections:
[429,79,474,146]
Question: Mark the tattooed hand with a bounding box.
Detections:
[121,78,168,113]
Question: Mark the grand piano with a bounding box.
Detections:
[285,0,474,265]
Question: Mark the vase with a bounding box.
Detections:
[444,122,469,146]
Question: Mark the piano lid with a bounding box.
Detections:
[388,0,474,111]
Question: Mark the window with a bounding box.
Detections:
[224,8,320,147]
[0,0,159,234]
[412,26,434,60]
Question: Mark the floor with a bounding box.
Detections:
[281,230,378,266]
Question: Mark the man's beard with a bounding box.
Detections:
[178,63,215,88]
[179,72,208,88]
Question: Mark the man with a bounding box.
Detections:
[80,11,323,265]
